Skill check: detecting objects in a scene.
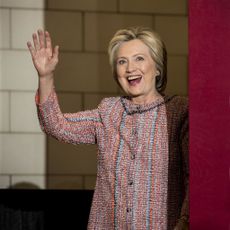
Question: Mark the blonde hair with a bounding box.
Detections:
[108,27,167,93]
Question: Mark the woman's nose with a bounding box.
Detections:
[126,61,136,73]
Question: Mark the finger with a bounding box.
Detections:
[52,45,59,61]
[32,32,40,51]
[27,41,36,57]
[38,29,45,49]
[45,31,52,50]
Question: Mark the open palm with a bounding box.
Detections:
[27,29,59,78]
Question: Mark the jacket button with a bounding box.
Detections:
[131,154,135,160]
[128,181,133,186]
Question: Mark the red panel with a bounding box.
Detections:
[189,0,230,229]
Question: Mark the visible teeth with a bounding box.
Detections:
[127,76,141,81]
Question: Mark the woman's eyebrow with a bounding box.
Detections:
[117,53,146,59]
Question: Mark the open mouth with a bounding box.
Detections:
[127,75,142,86]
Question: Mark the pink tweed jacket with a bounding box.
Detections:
[36,90,188,230]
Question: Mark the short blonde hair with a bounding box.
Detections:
[108,27,167,93]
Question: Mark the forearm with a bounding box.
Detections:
[36,89,99,145]
[38,73,55,104]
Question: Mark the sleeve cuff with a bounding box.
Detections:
[35,88,55,106]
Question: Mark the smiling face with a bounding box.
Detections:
[116,39,161,104]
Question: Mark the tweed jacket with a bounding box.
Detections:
[36,90,188,230]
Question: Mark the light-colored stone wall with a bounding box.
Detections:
[0,0,46,189]
[0,0,188,190]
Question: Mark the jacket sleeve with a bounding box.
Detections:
[36,89,101,145]
[179,102,189,225]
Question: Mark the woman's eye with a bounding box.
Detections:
[136,56,144,61]
[117,59,126,65]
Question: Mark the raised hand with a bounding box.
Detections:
[27,29,59,79]
[27,30,59,103]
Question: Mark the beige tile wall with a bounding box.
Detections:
[55,53,115,93]
[0,0,188,190]
[0,9,10,48]
[119,0,187,14]
[11,9,44,49]
[0,0,45,8]
[48,0,117,12]
[0,134,45,174]
[0,0,46,189]
[11,91,41,132]
[0,50,38,90]
[155,16,188,55]
[45,11,82,51]
[0,92,10,132]
[0,175,11,188]
[47,175,83,190]
[48,138,98,175]
[84,13,153,52]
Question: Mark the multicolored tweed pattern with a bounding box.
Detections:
[36,90,188,230]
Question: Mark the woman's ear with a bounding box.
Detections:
[155,70,160,76]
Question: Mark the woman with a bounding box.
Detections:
[27,27,188,230]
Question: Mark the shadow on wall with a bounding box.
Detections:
[9,182,40,189]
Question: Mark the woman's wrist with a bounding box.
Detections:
[38,74,55,104]
[38,72,54,81]
[39,73,54,87]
